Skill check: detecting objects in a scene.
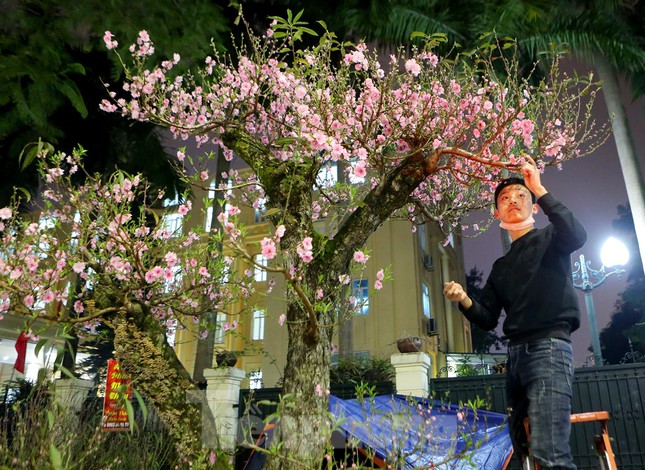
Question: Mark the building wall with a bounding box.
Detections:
[173,176,472,387]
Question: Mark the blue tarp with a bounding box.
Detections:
[329,394,513,469]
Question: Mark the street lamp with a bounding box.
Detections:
[572,237,629,367]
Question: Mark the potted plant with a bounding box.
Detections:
[396,336,423,353]
[214,348,241,367]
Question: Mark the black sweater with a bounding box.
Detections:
[460,192,587,345]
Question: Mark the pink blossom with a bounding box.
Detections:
[103,31,118,50]
[74,300,84,313]
[42,291,55,303]
[177,150,185,162]
[405,59,421,77]
[353,164,367,179]
[178,201,192,215]
[315,384,323,397]
[353,251,369,264]
[339,274,350,285]
[316,288,324,300]
[199,267,210,277]
[25,223,39,235]
[278,313,286,326]
[297,237,314,263]
[164,252,178,267]
[0,208,12,220]
[376,269,385,281]
[10,267,23,280]
[73,262,86,273]
[275,225,286,239]
[200,171,209,181]
[24,295,35,308]
[145,266,164,283]
[260,237,277,259]
[301,237,313,250]
[374,280,383,290]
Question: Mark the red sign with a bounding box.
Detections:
[101,359,132,432]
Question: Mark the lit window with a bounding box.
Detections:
[422,282,431,318]
[205,180,217,231]
[166,319,177,347]
[37,214,57,256]
[254,254,268,282]
[254,197,267,223]
[205,179,233,231]
[162,212,183,236]
[251,309,265,340]
[418,223,428,254]
[162,196,182,237]
[331,352,339,366]
[316,162,338,188]
[249,370,263,389]
[352,279,369,315]
[214,313,227,344]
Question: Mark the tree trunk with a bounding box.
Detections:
[595,57,645,272]
[265,300,333,469]
[111,313,208,464]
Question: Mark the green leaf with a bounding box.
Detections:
[132,388,148,427]
[263,208,281,218]
[125,397,137,433]
[15,187,32,202]
[49,443,63,470]
[18,140,55,170]
[57,363,76,380]
[34,337,49,358]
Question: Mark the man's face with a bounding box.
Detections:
[494,184,537,223]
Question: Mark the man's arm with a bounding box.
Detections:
[522,155,586,250]
[443,281,501,331]
[443,281,472,309]
[521,156,548,199]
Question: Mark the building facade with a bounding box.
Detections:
[173,175,473,388]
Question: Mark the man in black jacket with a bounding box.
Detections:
[443,158,585,469]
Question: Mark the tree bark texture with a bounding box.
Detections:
[111,313,207,464]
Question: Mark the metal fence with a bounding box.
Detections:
[429,363,645,469]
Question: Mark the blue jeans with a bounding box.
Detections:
[507,338,576,469]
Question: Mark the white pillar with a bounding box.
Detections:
[204,367,246,453]
[54,378,94,413]
[391,352,432,398]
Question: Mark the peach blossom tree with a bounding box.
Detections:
[0,146,251,464]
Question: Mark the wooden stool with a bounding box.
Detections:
[522,411,617,469]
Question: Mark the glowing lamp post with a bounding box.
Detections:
[572,237,629,367]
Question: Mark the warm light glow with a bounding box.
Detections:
[600,237,629,267]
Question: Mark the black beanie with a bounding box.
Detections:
[494,177,536,208]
